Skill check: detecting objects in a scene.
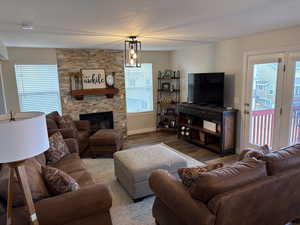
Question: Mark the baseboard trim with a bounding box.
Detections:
[127,127,156,136]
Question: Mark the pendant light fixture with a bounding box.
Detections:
[124,36,141,68]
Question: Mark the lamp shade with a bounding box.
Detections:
[0,112,49,163]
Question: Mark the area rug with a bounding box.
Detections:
[83,143,204,225]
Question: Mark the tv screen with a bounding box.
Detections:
[188,73,224,107]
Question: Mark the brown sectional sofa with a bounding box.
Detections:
[0,138,112,225]
[46,111,90,154]
[150,144,300,225]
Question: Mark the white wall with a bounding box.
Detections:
[2,47,57,112]
[127,51,171,135]
[170,44,216,101]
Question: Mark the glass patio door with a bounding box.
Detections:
[244,54,285,149]
[284,53,300,146]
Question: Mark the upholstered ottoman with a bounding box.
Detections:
[89,129,123,157]
[114,144,188,200]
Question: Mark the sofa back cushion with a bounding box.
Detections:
[263,144,300,175]
[46,118,58,130]
[0,159,50,207]
[189,159,267,202]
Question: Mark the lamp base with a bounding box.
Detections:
[6,161,39,225]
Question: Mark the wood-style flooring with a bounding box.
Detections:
[124,131,238,166]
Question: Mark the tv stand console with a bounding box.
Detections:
[177,103,237,155]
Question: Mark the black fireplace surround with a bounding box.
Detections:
[80,111,113,133]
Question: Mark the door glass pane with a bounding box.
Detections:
[289,61,300,144]
[249,63,279,147]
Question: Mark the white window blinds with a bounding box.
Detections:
[15,64,62,114]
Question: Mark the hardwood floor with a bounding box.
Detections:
[124,131,238,166]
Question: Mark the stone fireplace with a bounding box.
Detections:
[56,49,127,136]
[80,111,113,134]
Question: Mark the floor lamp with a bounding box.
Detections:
[0,112,49,225]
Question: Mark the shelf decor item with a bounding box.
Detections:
[105,72,115,88]
[0,112,49,225]
[161,82,170,91]
[124,36,141,68]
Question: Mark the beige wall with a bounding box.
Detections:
[170,44,216,101]
[2,47,57,112]
[127,51,171,135]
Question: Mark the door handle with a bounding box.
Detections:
[244,110,250,115]
[244,103,250,107]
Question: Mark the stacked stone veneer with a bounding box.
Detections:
[56,49,127,136]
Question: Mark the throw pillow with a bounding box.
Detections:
[0,159,50,207]
[178,163,224,187]
[58,115,78,132]
[42,166,80,195]
[238,144,270,161]
[45,132,70,164]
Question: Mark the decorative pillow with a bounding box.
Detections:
[45,132,70,164]
[239,144,270,161]
[178,163,223,187]
[0,159,50,207]
[42,166,80,195]
[58,115,78,132]
[189,158,267,202]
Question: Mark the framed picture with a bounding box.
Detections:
[81,69,106,89]
[161,82,170,91]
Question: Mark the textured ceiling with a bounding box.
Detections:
[0,0,300,50]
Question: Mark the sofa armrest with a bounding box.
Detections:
[48,128,77,139]
[64,138,79,153]
[149,170,215,225]
[36,184,112,225]
[74,120,91,131]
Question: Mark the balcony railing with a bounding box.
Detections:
[250,109,274,146]
[250,107,300,146]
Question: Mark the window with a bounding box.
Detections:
[125,63,153,113]
[15,64,62,114]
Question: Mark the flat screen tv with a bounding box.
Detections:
[188,73,224,107]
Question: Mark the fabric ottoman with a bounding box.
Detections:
[114,144,188,200]
[89,129,123,157]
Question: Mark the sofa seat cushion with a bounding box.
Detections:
[42,166,80,196]
[52,153,85,174]
[0,159,50,207]
[263,144,300,175]
[189,159,267,202]
[68,170,95,187]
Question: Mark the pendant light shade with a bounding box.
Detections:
[125,36,141,68]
